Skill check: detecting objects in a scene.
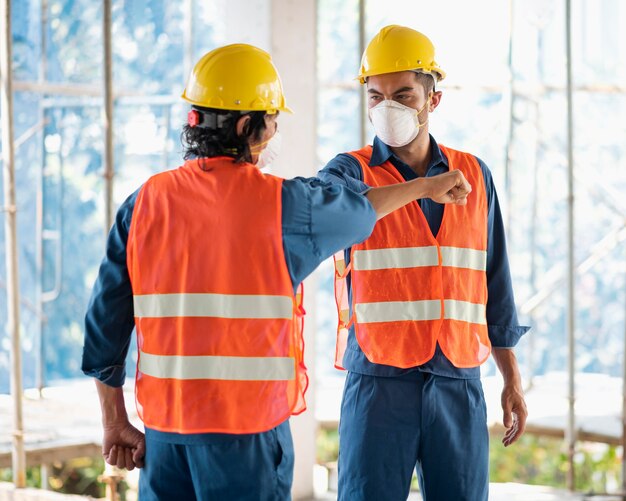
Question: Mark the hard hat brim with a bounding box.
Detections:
[357,68,446,84]
[181,91,294,115]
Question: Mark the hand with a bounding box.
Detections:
[500,382,527,447]
[426,170,472,205]
[102,420,146,470]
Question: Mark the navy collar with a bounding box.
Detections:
[369,134,448,172]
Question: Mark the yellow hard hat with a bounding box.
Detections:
[181,43,292,114]
[358,25,446,84]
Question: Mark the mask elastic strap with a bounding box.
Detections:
[250,129,278,154]
[416,91,433,128]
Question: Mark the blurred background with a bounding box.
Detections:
[1,0,625,499]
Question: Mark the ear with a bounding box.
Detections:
[235,114,251,137]
[429,91,443,112]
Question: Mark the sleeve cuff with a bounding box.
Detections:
[334,175,369,195]
[83,365,127,387]
[488,324,530,348]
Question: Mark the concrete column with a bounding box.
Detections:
[215,0,270,48]
[270,1,318,499]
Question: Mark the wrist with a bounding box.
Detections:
[493,348,522,385]
[101,404,129,425]
[95,379,129,425]
[409,177,429,199]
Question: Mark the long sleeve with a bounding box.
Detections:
[317,153,368,192]
[281,176,376,288]
[82,190,139,387]
[480,160,530,347]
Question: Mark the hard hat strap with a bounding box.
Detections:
[188,107,243,129]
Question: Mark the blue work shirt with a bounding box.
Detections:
[318,135,529,380]
[82,172,376,443]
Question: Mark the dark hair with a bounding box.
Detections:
[414,72,436,96]
[180,106,269,165]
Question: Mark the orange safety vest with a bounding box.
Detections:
[334,145,490,369]
[127,157,308,434]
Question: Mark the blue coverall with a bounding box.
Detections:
[82,175,376,501]
[319,135,529,501]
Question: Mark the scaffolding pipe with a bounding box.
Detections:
[525,16,546,390]
[503,0,515,234]
[41,94,183,109]
[40,122,64,306]
[358,0,367,148]
[565,0,576,491]
[14,118,46,150]
[36,0,48,395]
[0,0,26,488]
[103,0,114,233]
[526,98,540,389]
[183,0,194,81]
[14,80,102,96]
[35,140,44,392]
[623,263,626,499]
[162,105,171,172]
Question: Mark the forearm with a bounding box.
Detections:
[365,177,430,220]
[493,347,528,445]
[95,379,129,425]
[492,348,522,386]
[365,170,470,220]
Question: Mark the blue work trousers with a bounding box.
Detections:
[138,420,294,500]
[338,371,489,501]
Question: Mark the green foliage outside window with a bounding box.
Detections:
[316,427,623,494]
[0,457,132,499]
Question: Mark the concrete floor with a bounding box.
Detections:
[2,383,623,501]
[308,483,624,501]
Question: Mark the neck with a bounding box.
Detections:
[390,130,431,177]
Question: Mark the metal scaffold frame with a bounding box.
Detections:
[103,0,114,234]
[1,0,26,488]
[565,0,576,490]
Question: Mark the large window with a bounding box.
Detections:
[0,0,272,392]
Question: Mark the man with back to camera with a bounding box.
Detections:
[82,42,473,500]
[319,25,530,501]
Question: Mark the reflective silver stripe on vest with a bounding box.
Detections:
[353,246,439,270]
[355,300,441,323]
[444,300,487,325]
[440,247,486,271]
[354,299,486,325]
[352,246,486,272]
[138,351,296,381]
[133,293,293,319]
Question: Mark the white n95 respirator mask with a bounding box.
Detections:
[368,96,431,147]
